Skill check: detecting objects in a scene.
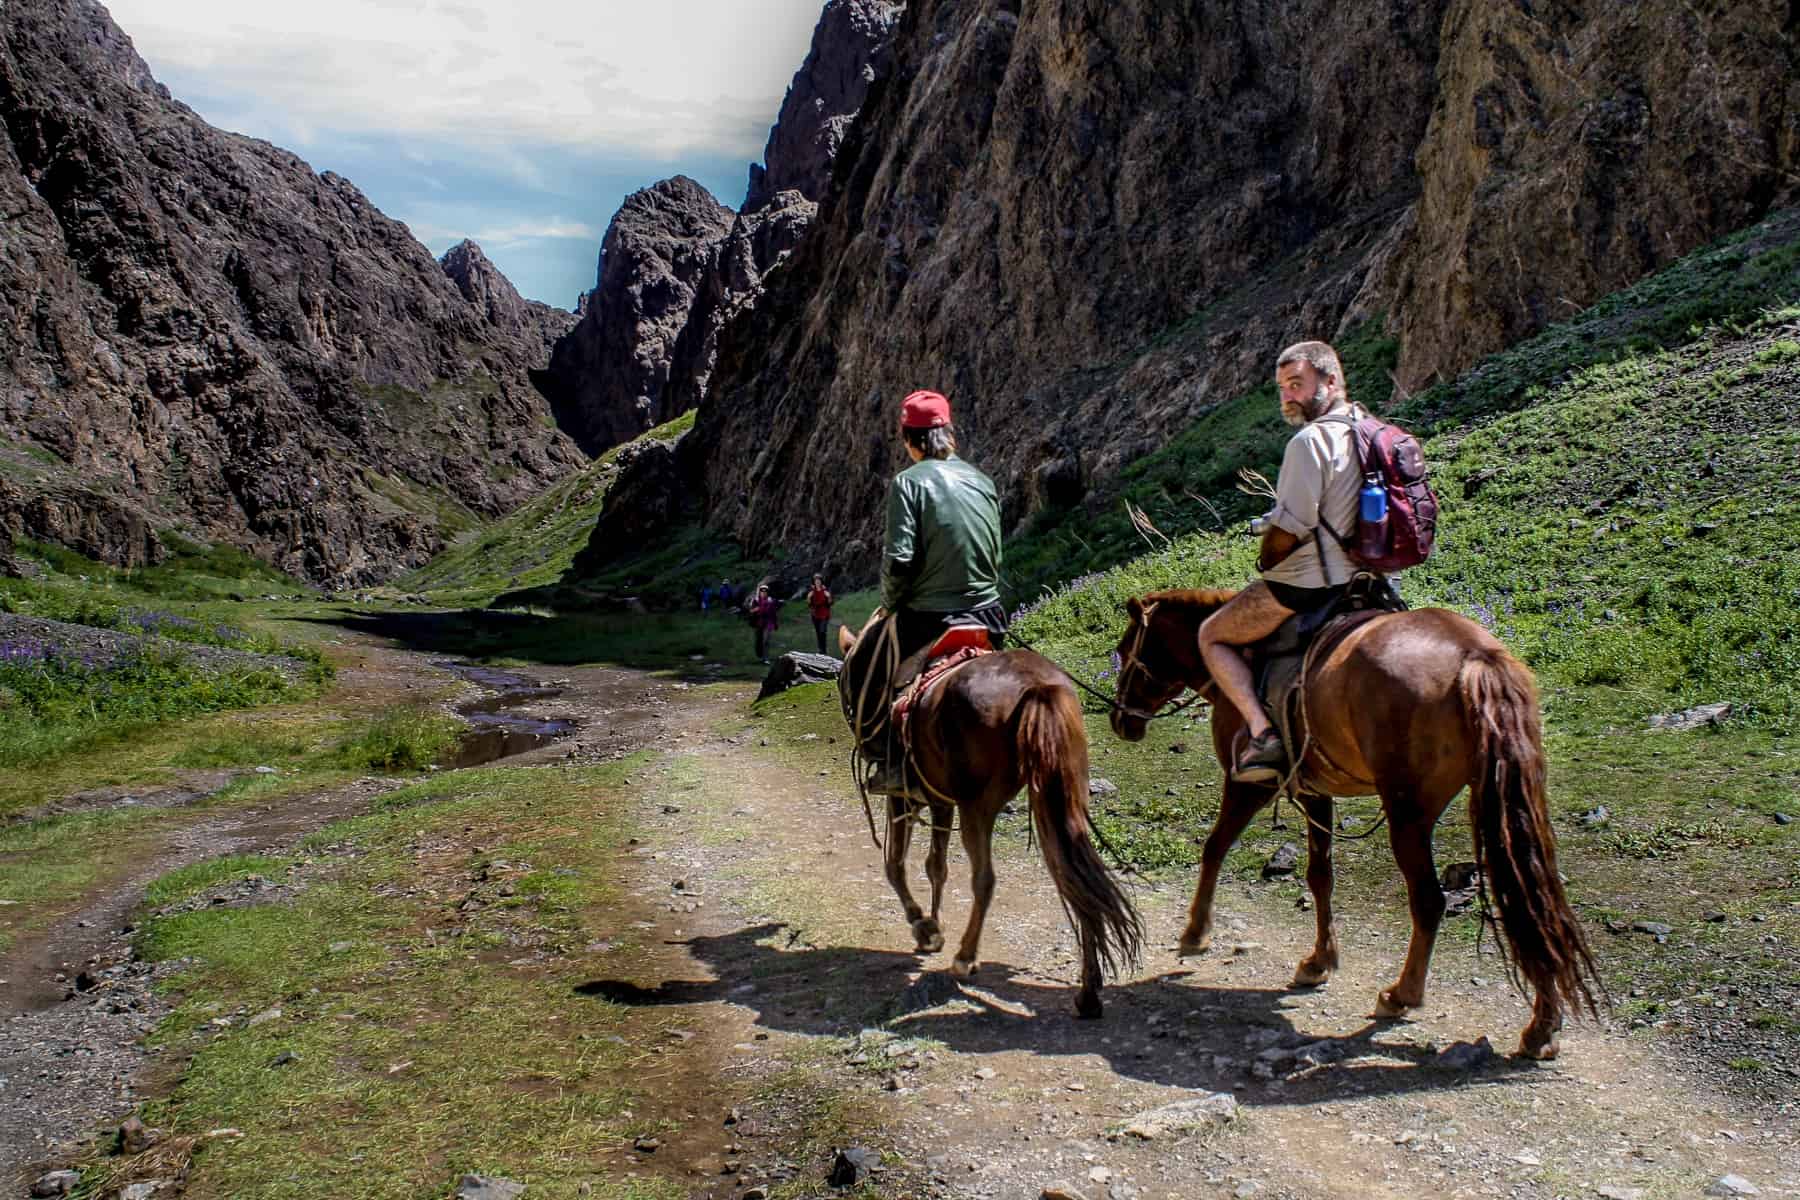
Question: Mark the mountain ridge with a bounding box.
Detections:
[0,0,581,584]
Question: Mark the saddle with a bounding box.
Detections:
[839,617,993,756]
[893,627,993,733]
[1251,574,1406,792]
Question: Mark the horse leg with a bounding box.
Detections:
[950,808,998,978]
[1179,781,1272,956]
[1522,990,1564,1061]
[1074,912,1105,1021]
[1375,800,1446,1017]
[921,801,953,953]
[1292,792,1339,987]
[883,797,938,953]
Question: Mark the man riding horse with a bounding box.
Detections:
[1199,340,1379,783]
[864,389,1008,796]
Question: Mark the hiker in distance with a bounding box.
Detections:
[747,583,781,663]
[1198,340,1380,783]
[865,389,1007,794]
[807,574,834,654]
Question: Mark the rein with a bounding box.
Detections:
[1007,600,1209,724]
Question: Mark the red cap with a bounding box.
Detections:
[901,389,952,429]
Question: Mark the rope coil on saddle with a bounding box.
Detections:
[842,614,959,850]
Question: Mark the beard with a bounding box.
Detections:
[1282,381,1335,427]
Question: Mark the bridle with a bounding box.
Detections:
[1109,600,1211,723]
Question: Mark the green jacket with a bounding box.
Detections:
[881,455,1003,612]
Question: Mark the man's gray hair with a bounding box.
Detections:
[1276,340,1346,401]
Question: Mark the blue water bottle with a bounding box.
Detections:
[1359,475,1387,523]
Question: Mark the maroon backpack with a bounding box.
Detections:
[1322,410,1439,573]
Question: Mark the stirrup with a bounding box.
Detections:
[1231,731,1286,784]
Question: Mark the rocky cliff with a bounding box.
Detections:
[0,0,583,583]
[687,0,1799,582]
[539,0,904,456]
[537,178,737,454]
[745,0,906,212]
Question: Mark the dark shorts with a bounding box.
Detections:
[1265,580,1346,616]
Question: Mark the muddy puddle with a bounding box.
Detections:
[438,661,577,767]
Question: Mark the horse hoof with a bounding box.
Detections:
[1291,963,1332,988]
[1517,1031,1561,1061]
[1373,989,1415,1018]
[1176,933,1211,958]
[950,958,978,979]
[1075,993,1103,1020]
[912,921,944,954]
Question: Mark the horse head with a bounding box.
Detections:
[1109,590,1232,742]
[838,608,884,656]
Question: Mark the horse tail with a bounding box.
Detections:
[1015,683,1144,976]
[1460,649,1603,1020]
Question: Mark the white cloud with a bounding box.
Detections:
[105,0,827,160]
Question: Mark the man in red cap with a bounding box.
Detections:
[864,389,1006,795]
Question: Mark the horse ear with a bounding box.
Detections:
[837,624,857,655]
[1125,595,1143,620]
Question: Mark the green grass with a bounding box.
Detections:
[97,760,691,1199]
[0,643,320,770]
[333,707,466,771]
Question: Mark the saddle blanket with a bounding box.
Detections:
[893,644,990,732]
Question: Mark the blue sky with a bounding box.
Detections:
[105,0,829,309]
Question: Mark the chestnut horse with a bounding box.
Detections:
[839,617,1143,1018]
[1110,590,1601,1058]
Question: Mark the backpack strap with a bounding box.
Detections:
[1310,405,1368,584]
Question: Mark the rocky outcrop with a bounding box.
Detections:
[663,189,820,418]
[745,0,906,212]
[537,178,736,454]
[0,0,583,583]
[689,0,1799,581]
[1384,1,1800,390]
[0,478,164,568]
[541,1,904,461]
[440,239,576,360]
[567,436,699,578]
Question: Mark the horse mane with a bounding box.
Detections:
[1142,587,1239,613]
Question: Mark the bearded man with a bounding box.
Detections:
[1198,340,1364,783]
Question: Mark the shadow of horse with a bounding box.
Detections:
[574,923,1538,1105]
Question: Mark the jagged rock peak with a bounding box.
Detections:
[745,0,905,211]
[537,178,735,455]
[441,239,524,322]
[614,176,738,241]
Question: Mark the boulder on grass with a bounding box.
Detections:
[757,651,842,700]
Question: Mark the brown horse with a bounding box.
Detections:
[839,617,1143,1018]
[1109,590,1601,1058]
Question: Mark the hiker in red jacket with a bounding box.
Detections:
[806,574,833,655]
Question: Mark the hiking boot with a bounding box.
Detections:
[1231,729,1287,784]
[865,759,920,798]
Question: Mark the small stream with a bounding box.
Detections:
[437,662,577,767]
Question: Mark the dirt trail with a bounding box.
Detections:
[592,695,1799,1200]
[7,634,1797,1199]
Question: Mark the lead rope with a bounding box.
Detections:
[1270,617,1390,842]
